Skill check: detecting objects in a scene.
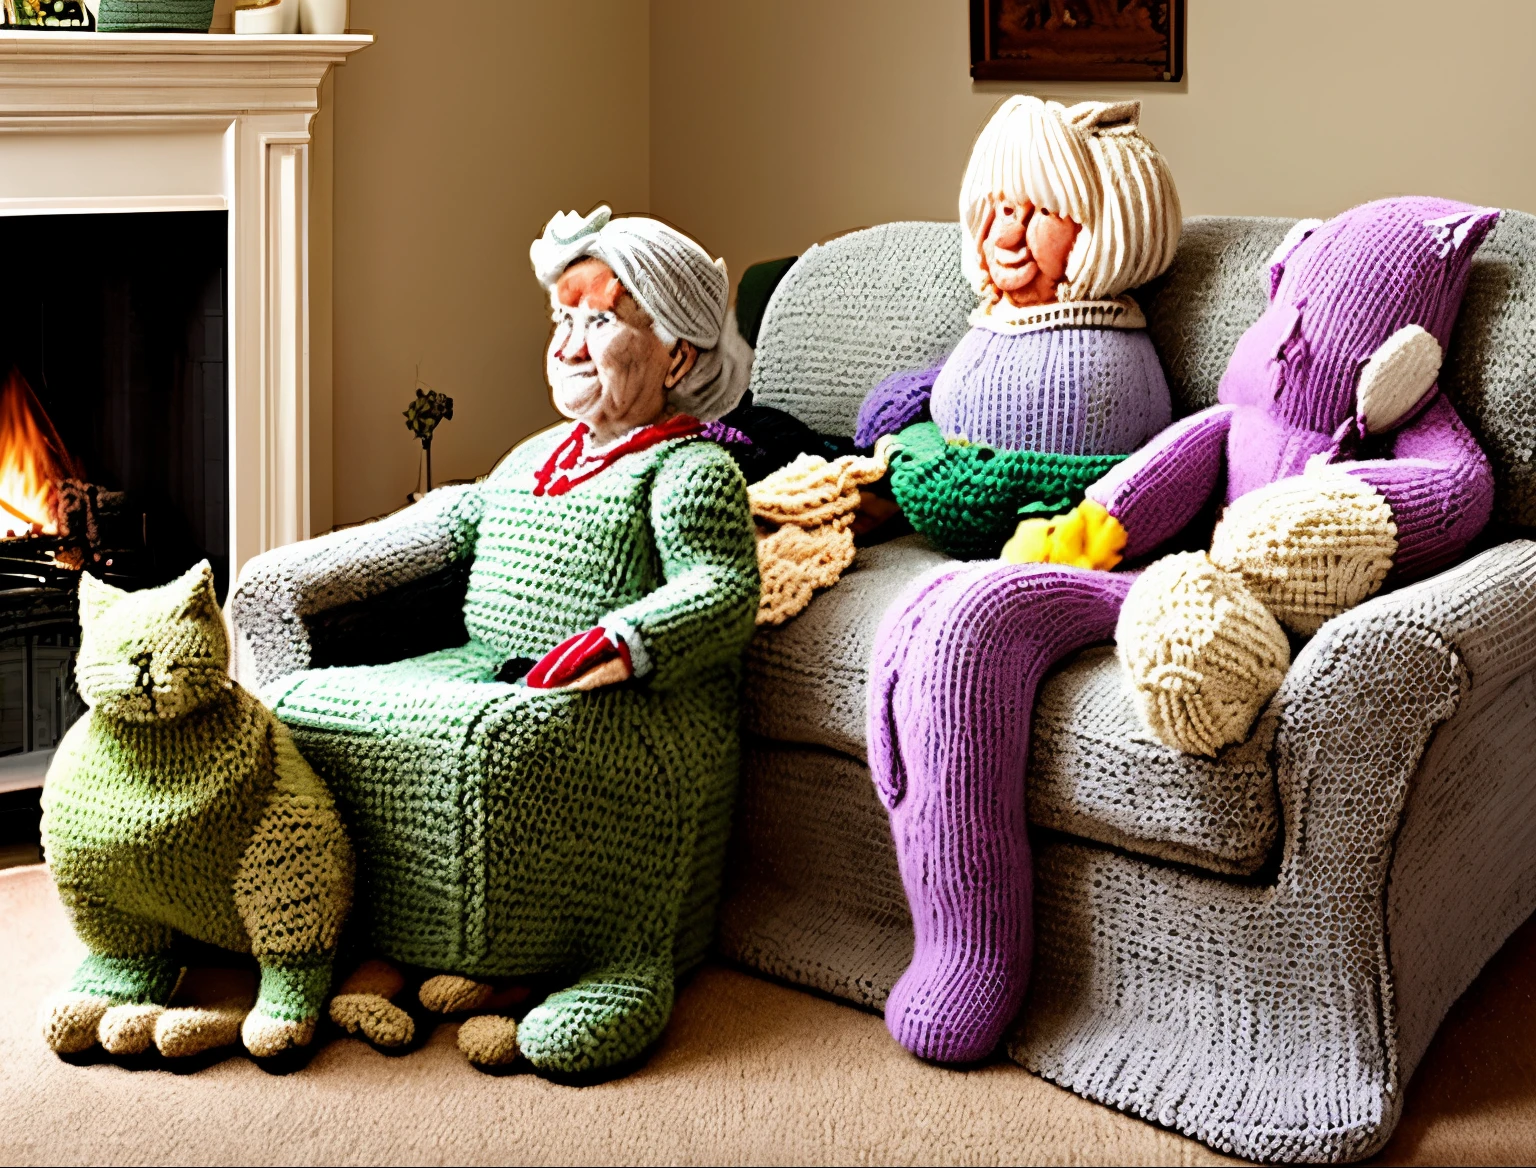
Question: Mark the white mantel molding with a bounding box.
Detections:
[0,30,372,578]
[0,31,370,116]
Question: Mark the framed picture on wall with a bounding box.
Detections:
[970,0,1185,82]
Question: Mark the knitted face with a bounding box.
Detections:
[74,560,231,723]
[976,195,1082,308]
[547,259,699,442]
[959,97,1181,308]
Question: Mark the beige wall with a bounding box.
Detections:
[650,0,1536,287]
[326,0,649,529]
[323,0,1536,526]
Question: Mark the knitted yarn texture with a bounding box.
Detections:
[749,440,890,626]
[40,561,353,1061]
[863,325,1171,560]
[262,428,759,1075]
[1208,466,1399,635]
[1115,551,1291,757]
[1101,196,1498,752]
[931,326,1172,455]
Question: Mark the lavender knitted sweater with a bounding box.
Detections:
[930,326,1169,454]
[869,197,1499,1064]
[858,325,1171,557]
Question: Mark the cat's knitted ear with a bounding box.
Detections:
[77,571,123,626]
[1265,218,1323,300]
[171,560,219,622]
[1065,99,1141,134]
[1356,324,1443,434]
[1424,208,1500,259]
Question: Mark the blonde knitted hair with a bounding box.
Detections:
[960,97,1182,308]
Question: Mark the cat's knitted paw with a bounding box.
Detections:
[419,975,494,1014]
[1118,551,1291,756]
[41,993,112,1054]
[98,1003,163,1055]
[155,1005,246,1058]
[329,958,414,1048]
[457,1014,519,1068]
[330,994,415,1048]
[1209,469,1398,636]
[241,1011,315,1058]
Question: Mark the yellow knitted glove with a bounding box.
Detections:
[1001,499,1128,570]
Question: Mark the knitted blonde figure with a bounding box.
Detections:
[855,97,1181,559]
[867,196,1498,1064]
[40,562,352,1061]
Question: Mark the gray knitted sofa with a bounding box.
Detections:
[718,217,1536,1164]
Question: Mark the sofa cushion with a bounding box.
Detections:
[748,222,973,438]
[745,538,1282,877]
[1029,646,1279,875]
[745,535,948,759]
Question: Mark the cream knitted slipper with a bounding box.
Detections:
[1209,468,1398,636]
[1118,551,1291,756]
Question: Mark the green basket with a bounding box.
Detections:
[97,0,215,31]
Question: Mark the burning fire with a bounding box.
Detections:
[0,369,78,538]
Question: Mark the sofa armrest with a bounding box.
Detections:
[1271,539,1536,888]
[231,484,481,688]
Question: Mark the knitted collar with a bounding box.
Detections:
[533,414,703,497]
[970,294,1146,336]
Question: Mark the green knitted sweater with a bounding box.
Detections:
[39,562,353,1056]
[269,426,760,1073]
[889,420,1128,560]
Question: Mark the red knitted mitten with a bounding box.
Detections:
[525,626,632,689]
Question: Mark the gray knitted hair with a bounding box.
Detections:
[530,206,753,422]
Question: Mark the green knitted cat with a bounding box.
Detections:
[39,561,353,1061]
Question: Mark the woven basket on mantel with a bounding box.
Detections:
[96,0,215,31]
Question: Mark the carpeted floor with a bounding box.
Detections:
[3,863,1533,1166]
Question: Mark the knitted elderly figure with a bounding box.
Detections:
[855,97,1181,559]
[239,207,760,1076]
[866,195,1498,1064]
[40,562,352,1061]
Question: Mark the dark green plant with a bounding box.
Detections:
[404,387,454,492]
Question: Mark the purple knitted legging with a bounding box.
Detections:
[867,561,1134,1062]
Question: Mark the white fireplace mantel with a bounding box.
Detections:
[0,30,372,579]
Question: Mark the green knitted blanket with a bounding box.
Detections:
[269,430,760,1074]
[889,421,1127,559]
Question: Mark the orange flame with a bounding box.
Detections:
[0,369,78,538]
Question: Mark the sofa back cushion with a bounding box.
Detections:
[751,213,1536,529]
[748,222,972,437]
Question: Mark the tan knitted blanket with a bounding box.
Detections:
[749,439,892,626]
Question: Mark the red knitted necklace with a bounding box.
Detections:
[533,414,703,497]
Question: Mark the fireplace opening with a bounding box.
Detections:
[0,210,229,794]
